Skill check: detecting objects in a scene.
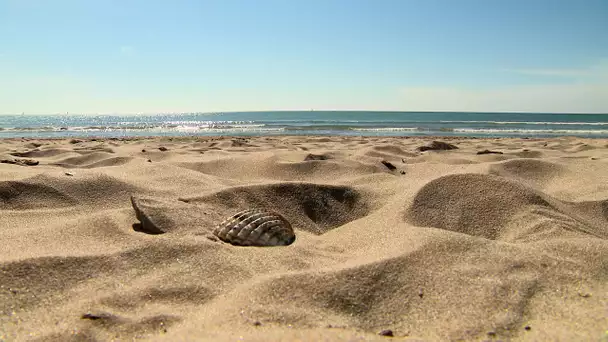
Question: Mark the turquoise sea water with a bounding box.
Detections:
[1,111,607,138]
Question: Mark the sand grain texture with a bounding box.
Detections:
[1,136,607,341]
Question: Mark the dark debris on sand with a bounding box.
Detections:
[416,141,459,152]
[304,153,332,161]
[477,150,504,155]
[1,158,39,166]
[378,329,394,337]
[381,160,397,171]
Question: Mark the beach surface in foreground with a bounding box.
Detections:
[1,135,607,341]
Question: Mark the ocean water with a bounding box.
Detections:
[1,111,607,139]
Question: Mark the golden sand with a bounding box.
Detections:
[1,136,607,341]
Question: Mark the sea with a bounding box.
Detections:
[1,111,607,139]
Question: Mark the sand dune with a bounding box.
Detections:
[406,173,607,241]
[1,136,607,341]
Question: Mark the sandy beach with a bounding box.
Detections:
[1,135,607,341]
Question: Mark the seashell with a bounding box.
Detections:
[214,209,296,246]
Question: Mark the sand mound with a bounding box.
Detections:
[217,242,544,340]
[274,160,385,180]
[180,182,371,235]
[9,148,74,158]
[51,151,116,165]
[565,143,597,153]
[72,146,116,154]
[231,138,258,148]
[473,153,512,162]
[1,174,142,210]
[177,156,384,181]
[52,153,134,168]
[368,145,418,157]
[489,159,567,186]
[8,145,115,160]
[0,243,236,340]
[512,150,543,158]
[355,145,418,163]
[405,173,607,241]
[0,180,78,210]
[24,142,43,149]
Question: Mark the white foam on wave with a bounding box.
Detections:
[351,127,420,132]
[453,128,608,134]
[440,120,608,126]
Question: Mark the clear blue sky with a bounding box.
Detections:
[1,0,607,114]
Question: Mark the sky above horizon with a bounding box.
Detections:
[1,0,607,115]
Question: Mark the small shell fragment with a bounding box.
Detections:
[214,209,296,246]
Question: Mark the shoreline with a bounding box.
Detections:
[2,134,606,141]
[2,111,608,141]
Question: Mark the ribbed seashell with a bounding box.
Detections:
[214,209,296,246]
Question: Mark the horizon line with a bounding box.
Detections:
[1,110,607,116]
